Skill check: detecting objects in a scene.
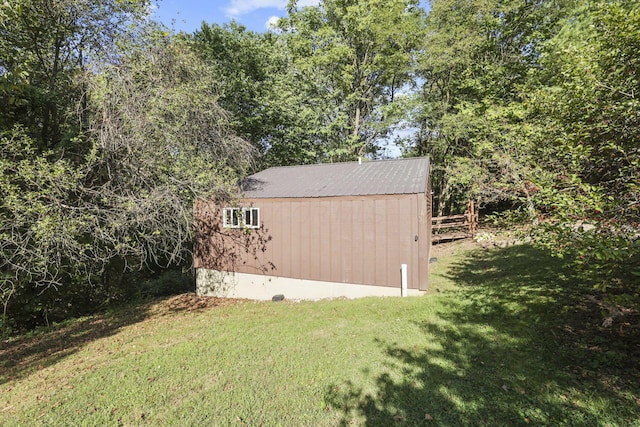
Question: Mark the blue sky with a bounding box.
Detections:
[153,0,320,33]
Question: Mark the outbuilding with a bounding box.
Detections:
[194,157,432,300]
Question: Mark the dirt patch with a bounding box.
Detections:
[149,293,248,315]
[430,238,479,258]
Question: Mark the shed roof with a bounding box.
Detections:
[241,157,430,198]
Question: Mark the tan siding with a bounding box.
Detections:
[329,199,341,283]
[351,199,364,283]
[319,200,331,281]
[340,200,352,282]
[362,198,376,285]
[291,201,302,278]
[410,195,419,288]
[302,200,312,279]
[195,193,431,291]
[374,198,387,286]
[271,200,282,274]
[309,199,322,280]
[385,197,396,287]
[418,192,431,291]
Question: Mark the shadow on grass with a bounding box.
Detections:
[326,244,640,426]
[0,293,248,386]
[0,305,149,385]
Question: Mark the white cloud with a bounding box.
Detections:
[265,15,282,29]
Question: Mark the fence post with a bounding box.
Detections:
[469,200,476,238]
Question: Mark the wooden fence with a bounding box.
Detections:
[432,200,478,242]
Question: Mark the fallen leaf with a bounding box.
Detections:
[393,414,405,422]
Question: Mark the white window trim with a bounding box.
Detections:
[223,207,260,229]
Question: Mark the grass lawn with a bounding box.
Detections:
[2,242,639,426]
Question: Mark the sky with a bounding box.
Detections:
[152,0,320,33]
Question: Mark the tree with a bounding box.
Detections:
[191,23,281,160]
[1,14,253,332]
[529,0,640,321]
[190,22,320,167]
[0,0,152,151]
[86,37,254,272]
[276,0,425,162]
[405,0,572,216]
[0,0,155,332]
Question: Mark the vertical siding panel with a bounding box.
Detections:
[341,199,349,283]
[386,197,399,288]
[374,198,387,286]
[400,197,412,288]
[308,198,321,281]
[401,197,415,288]
[418,193,430,291]
[351,199,364,284]
[410,195,420,289]
[362,197,376,285]
[268,201,282,275]
[340,199,351,282]
[299,200,311,279]
[278,200,287,277]
[254,199,267,270]
[282,200,293,278]
[291,201,302,279]
[319,199,331,282]
[269,200,279,276]
[330,199,341,283]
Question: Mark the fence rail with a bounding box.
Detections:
[432,201,478,242]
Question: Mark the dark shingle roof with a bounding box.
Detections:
[241,157,430,198]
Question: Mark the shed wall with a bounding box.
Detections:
[195,193,431,291]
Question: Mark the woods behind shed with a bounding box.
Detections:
[194,157,432,300]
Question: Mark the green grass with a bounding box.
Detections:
[2,243,639,426]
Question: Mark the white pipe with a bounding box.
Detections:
[401,264,408,297]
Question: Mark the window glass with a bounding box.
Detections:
[223,207,259,228]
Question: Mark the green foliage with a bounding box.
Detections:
[192,0,426,167]
[139,270,194,298]
[272,0,425,163]
[0,8,253,333]
[484,207,532,228]
[532,0,640,225]
[191,23,283,163]
[402,0,573,216]
[528,0,640,317]
[0,126,88,332]
[0,0,152,151]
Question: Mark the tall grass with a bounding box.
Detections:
[2,244,639,426]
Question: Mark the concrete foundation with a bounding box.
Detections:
[196,268,424,300]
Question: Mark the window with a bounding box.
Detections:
[223,207,260,229]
